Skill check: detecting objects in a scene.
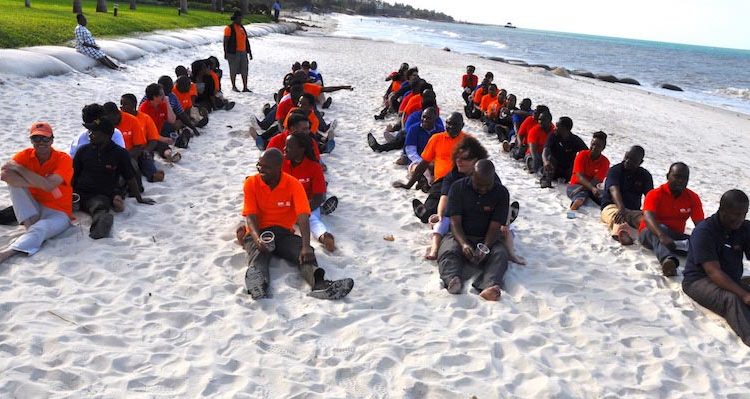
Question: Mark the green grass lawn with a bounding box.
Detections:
[0,0,271,48]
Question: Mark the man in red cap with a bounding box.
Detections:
[0,122,73,264]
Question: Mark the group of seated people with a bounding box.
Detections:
[246,60,352,154]
[461,65,750,346]
[235,61,351,300]
[0,55,240,264]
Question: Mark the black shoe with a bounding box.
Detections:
[510,201,520,224]
[245,266,267,299]
[367,133,381,152]
[0,206,17,225]
[308,278,354,300]
[412,199,427,222]
[321,196,338,215]
[540,176,552,188]
[374,114,385,120]
[89,212,114,239]
[224,101,236,111]
[321,97,333,109]
[195,116,209,128]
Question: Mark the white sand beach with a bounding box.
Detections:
[1,15,750,398]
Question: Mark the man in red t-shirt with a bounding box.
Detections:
[639,162,704,276]
[525,110,556,173]
[566,131,609,209]
[240,148,353,300]
[0,122,72,264]
[461,65,478,106]
[138,83,176,134]
[511,104,549,160]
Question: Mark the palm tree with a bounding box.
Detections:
[240,0,248,14]
[73,0,82,13]
[129,0,136,10]
[96,0,107,13]
[179,0,187,14]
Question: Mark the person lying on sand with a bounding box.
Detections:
[120,94,181,164]
[0,122,73,265]
[72,118,155,239]
[539,116,587,188]
[438,159,510,301]
[74,14,119,70]
[240,148,353,300]
[283,134,337,251]
[639,162,704,277]
[599,146,654,246]
[682,189,750,346]
[566,131,609,209]
[393,112,468,222]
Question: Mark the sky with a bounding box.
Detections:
[395,0,750,50]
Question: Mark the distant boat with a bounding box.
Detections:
[504,22,516,29]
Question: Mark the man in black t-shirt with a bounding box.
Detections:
[540,116,587,188]
[438,159,510,301]
[682,190,750,346]
[73,118,155,239]
[599,146,653,245]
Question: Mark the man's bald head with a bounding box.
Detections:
[474,159,495,178]
[471,159,496,194]
[446,112,464,137]
[260,148,283,167]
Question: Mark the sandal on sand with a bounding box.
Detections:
[446,276,462,294]
[308,278,354,300]
[479,285,502,301]
[321,196,338,215]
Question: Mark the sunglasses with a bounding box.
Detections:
[31,136,52,143]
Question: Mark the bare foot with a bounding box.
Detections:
[424,247,438,261]
[0,248,20,264]
[570,198,585,210]
[446,276,462,294]
[509,255,526,265]
[319,232,336,252]
[479,285,502,301]
[112,196,125,213]
[617,230,634,246]
[236,225,247,245]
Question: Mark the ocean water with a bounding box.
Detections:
[331,14,750,115]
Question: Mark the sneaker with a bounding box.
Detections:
[510,201,520,224]
[196,116,209,128]
[661,257,678,277]
[539,176,552,188]
[321,97,333,109]
[367,133,381,152]
[89,212,114,240]
[255,136,267,151]
[224,101,236,111]
[0,206,17,225]
[374,114,385,120]
[245,266,267,299]
[321,196,338,215]
[326,119,338,141]
[412,199,426,220]
[308,278,354,300]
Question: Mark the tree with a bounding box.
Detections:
[240,0,249,14]
[179,0,187,14]
[129,0,136,10]
[73,0,82,13]
[96,0,107,13]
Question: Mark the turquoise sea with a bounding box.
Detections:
[332,14,750,115]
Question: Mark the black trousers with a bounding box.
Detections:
[419,179,443,223]
[438,234,509,291]
[683,277,750,346]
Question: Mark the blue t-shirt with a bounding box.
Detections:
[683,214,750,284]
[404,110,445,133]
[404,121,442,156]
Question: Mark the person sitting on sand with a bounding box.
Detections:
[639,162,704,276]
[240,148,353,300]
[465,72,493,119]
[139,83,189,149]
[288,93,336,154]
[682,189,750,346]
[438,159,510,301]
[503,98,533,152]
[540,116,587,188]
[567,131,609,209]
[283,134,337,251]
[461,65,478,106]
[74,14,119,70]
[393,112,468,223]
[510,104,547,160]
[385,67,420,118]
[478,84,499,122]
[0,122,73,265]
[267,111,321,161]
[402,107,441,171]
[367,94,443,157]
[375,63,410,120]
[120,94,181,164]
[599,145,653,246]
[72,118,155,239]
[301,61,321,85]
[70,103,126,158]
[309,61,324,86]
[173,75,209,129]
[490,93,516,142]
[525,110,556,174]
[156,76,201,139]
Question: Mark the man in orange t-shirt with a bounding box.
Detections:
[566,131,609,209]
[393,112,468,222]
[223,11,252,93]
[0,122,72,264]
[240,148,353,300]
[639,162,704,276]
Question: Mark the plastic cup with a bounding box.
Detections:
[566,211,576,219]
[428,214,440,225]
[259,231,276,252]
[169,131,179,143]
[476,242,490,258]
[72,193,80,212]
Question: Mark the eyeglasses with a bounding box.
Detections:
[31,136,52,143]
[457,155,476,161]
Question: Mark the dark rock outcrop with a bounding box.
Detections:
[660,83,683,91]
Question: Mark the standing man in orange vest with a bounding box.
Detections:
[223,11,253,93]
